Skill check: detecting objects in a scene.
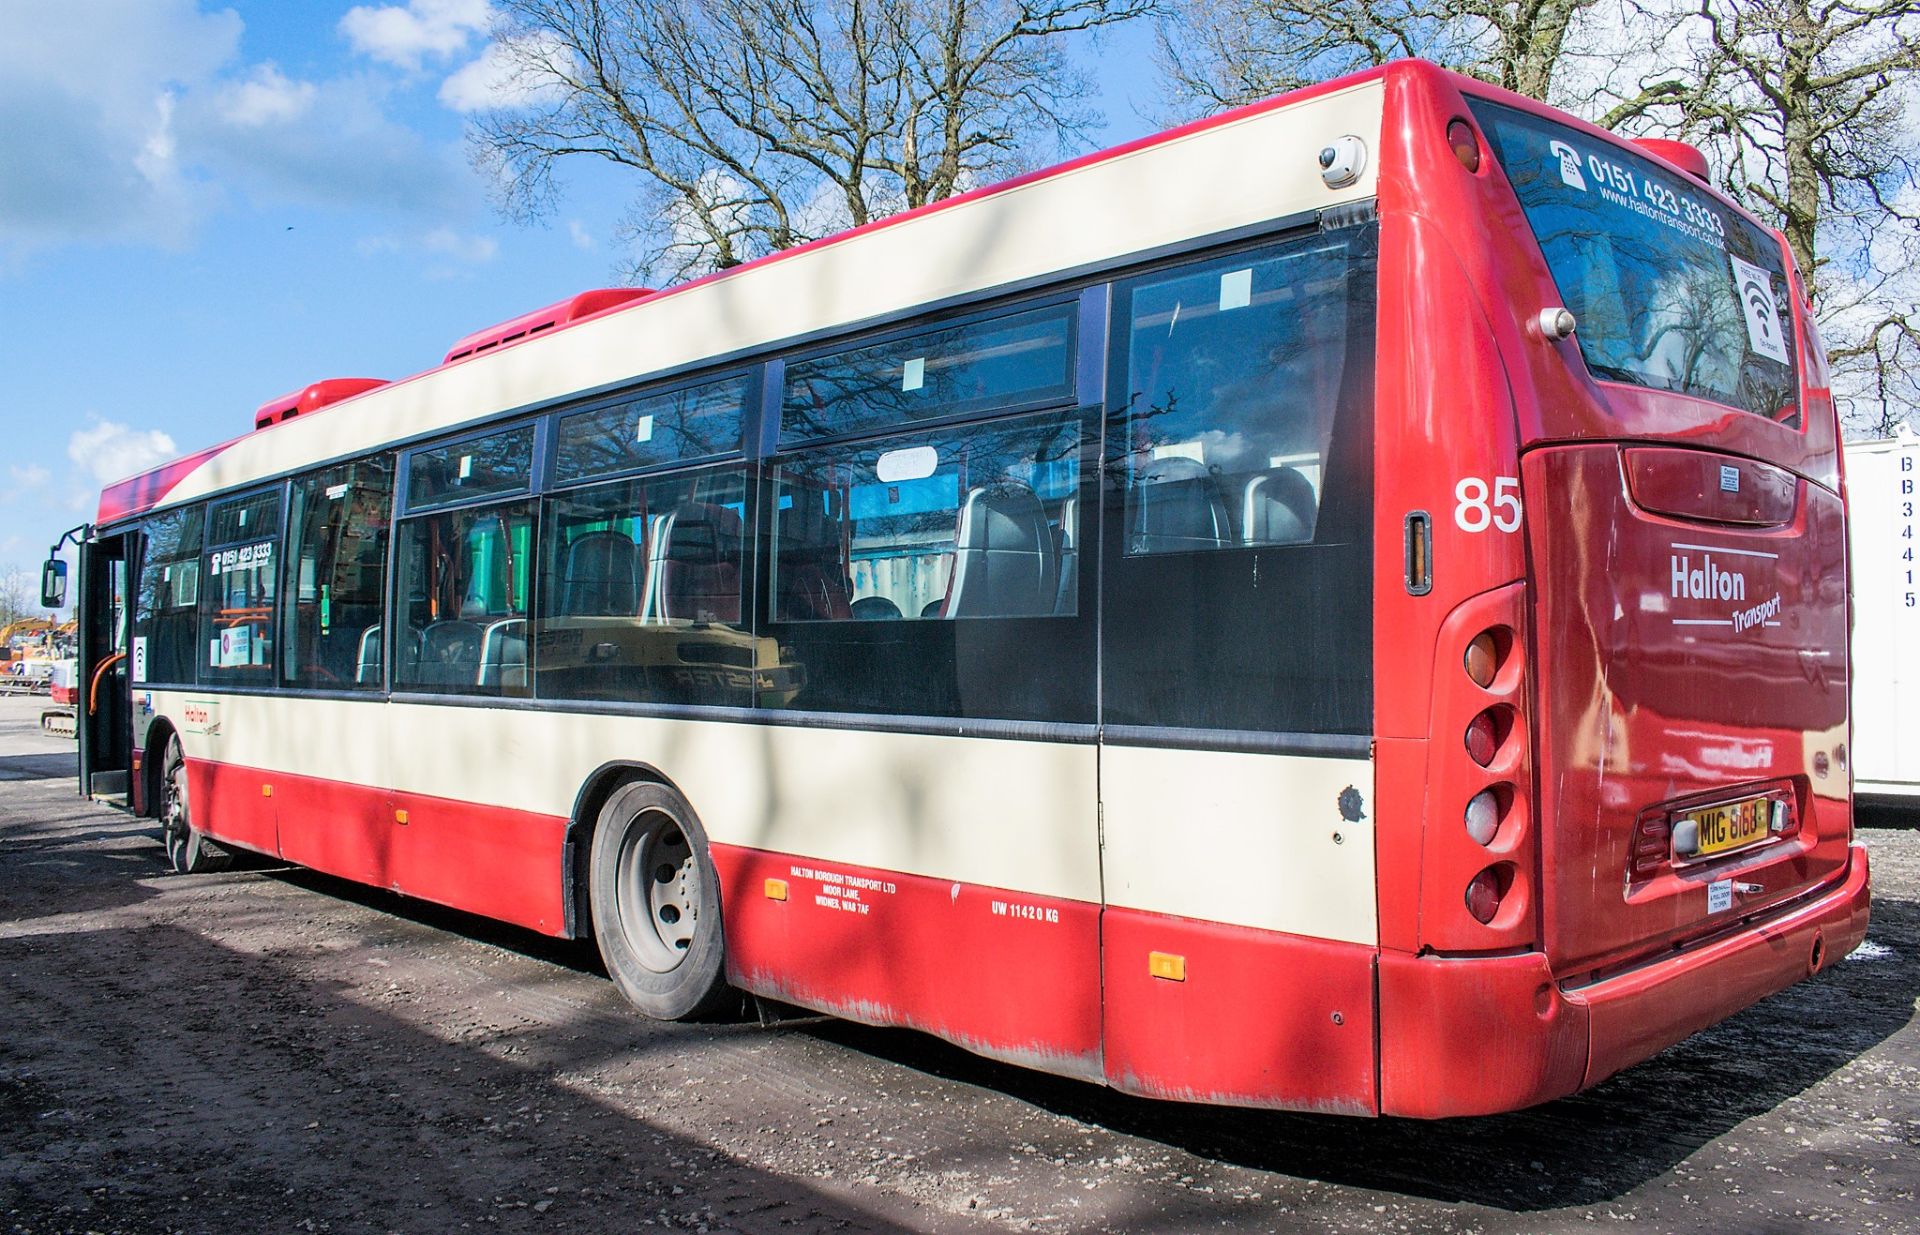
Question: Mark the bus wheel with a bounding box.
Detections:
[589,781,728,1020]
[159,734,229,875]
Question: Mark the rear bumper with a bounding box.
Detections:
[1379,843,1871,1118]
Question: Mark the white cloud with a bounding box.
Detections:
[358,225,499,266]
[0,0,239,255]
[567,219,594,250]
[220,64,317,128]
[67,419,178,487]
[341,0,492,70]
[439,33,570,113]
[9,463,51,488]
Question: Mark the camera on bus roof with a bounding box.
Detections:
[1318,136,1368,189]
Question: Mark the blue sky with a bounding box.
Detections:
[0,0,1159,596]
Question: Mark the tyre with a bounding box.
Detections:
[589,780,729,1020]
[158,733,230,874]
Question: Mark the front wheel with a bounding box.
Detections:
[589,781,729,1020]
[159,733,229,874]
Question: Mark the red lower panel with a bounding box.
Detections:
[1579,844,1871,1088]
[1378,845,1871,1116]
[711,845,1103,1080]
[1378,948,1588,1118]
[187,759,569,936]
[1100,909,1378,1113]
[188,759,281,857]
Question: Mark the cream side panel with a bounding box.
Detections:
[144,689,390,788]
[156,83,1384,504]
[150,693,1101,904]
[1102,747,1377,945]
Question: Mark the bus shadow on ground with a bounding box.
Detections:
[0,917,923,1234]
[0,751,79,782]
[804,896,1920,1212]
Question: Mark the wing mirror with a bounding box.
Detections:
[40,557,67,609]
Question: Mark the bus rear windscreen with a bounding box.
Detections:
[1469,100,1800,426]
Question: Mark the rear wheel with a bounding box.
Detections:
[159,733,229,874]
[589,780,728,1020]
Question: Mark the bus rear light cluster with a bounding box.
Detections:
[1630,814,1672,880]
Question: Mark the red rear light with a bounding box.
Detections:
[1465,868,1504,924]
[1465,710,1499,766]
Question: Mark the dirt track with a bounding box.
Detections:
[3,694,1917,1234]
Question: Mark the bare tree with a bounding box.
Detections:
[1597,0,1920,432]
[471,0,1153,280]
[1154,0,1612,113]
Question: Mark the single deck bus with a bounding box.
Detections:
[52,60,1868,1117]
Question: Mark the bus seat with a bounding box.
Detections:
[561,530,643,616]
[477,618,528,689]
[356,624,420,684]
[416,619,484,687]
[1128,457,1232,553]
[850,596,903,620]
[1242,466,1317,545]
[945,481,1055,618]
[650,504,744,624]
[1053,496,1079,614]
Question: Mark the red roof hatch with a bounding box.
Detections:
[442,287,655,365]
[253,377,389,431]
[1631,137,1711,184]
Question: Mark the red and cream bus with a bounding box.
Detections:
[55,60,1868,1118]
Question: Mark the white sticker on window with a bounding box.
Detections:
[876,445,939,482]
[238,507,248,527]
[131,637,148,684]
[1707,879,1733,914]
[902,357,925,392]
[1549,140,1587,190]
[634,413,655,444]
[1730,254,1790,365]
[458,454,473,479]
[1218,268,1252,311]
[325,483,350,500]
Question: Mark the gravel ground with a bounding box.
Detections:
[2,694,1916,1234]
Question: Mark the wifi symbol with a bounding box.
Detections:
[1742,278,1775,339]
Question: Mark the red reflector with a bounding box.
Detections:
[1447,119,1481,173]
[1466,711,1499,766]
[1466,869,1503,924]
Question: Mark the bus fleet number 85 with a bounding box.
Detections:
[1455,476,1523,533]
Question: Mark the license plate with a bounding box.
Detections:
[1685,796,1772,859]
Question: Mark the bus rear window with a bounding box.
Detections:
[1469,100,1800,425]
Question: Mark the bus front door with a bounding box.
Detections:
[76,532,133,804]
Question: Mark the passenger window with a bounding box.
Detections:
[534,467,760,705]
[1119,241,1352,555]
[393,501,536,696]
[407,425,534,510]
[135,506,203,686]
[771,411,1081,622]
[200,489,283,681]
[283,456,395,690]
[552,373,749,484]
[782,304,1075,443]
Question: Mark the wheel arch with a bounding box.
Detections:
[562,759,680,940]
[142,716,180,820]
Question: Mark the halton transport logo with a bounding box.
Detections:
[1669,543,1783,634]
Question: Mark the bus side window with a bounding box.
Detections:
[135,505,204,686]
[282,456,394,690]
[393,500,536,697]
[199,489,283,682]
[533,466,752,706]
